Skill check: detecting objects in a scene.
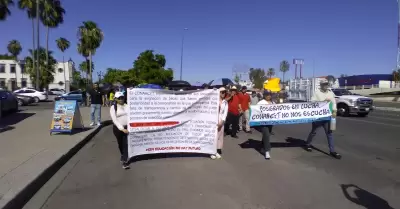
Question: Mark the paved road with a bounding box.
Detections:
[24,111,400,209]
[374,101,400,109]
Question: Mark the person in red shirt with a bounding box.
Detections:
[237,86,251,133]
[224,86,241,138]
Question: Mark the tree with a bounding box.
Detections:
[24,47,55,89]
[78,60,94,84]
[7,40,22,81]
[327,75,336,85]
[0,53,15,59]
[267,68,275,78]
[131,50,173,86]
[41,0,65,72]
[0,0,14,20]
[279,60,290,83]
[249,68,266,89]
[233,74,240,84]
[56,37,69,90]
[18,0,37,75]
[77,21,104,84]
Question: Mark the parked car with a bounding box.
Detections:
[13,88,47,103]
[55,90,83,102]
[49,88,65,95]
[14,94,35,106]
[0,90,18,114]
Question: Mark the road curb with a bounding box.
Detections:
[1,120,113,209]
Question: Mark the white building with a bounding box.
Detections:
[0,59,75,92]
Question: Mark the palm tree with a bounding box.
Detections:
[24,47,56,89]
[77,21,104,84]
[40,0,65,72]
[0,0,14,20]
[18,0,37,82]
[267,68,275,79]
[279,60,290,83]
[7,40,22,86]
[56,37,70,91]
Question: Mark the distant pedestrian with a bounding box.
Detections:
[238,86,251,133]
[257,91,275,159]
[304,79,341,159]
[250,91,259,105]
[211,87,228,160]
[88,83,104,126]
[81,90,87,106]
[110,92,130,169]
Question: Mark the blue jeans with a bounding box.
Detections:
[306,120,335,153]
[90,104,101,124]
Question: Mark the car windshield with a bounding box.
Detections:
[332,89,353,96]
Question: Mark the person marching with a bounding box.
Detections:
[238,86,251,133]
[224,86,241,138]
[304,79,341,159]
[211,87,229,159]
[110,92,130,169]
[257,91,275,159]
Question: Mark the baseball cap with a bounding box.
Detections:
[114,92,124,99]
[219,87,226,92]
[231,86,237,90]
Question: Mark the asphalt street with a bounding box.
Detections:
[23,110,400,209]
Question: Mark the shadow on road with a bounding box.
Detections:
[0,112,36,133]
[340,184,394,209]
[130,153,210,163]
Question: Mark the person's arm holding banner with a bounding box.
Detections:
[218,100,228,131]
[110,104,128,133]
[329,91,337,118]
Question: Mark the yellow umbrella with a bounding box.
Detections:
[263,78,281,92]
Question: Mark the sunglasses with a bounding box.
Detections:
[220,91,226,94]
[116,97,125,100]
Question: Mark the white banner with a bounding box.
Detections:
[249,102,332,126]
[127,89,219,157]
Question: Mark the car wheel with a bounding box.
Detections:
[337,103,350,117]
[17,99,24,106]
[34,97,40,103]
[357,112,369,117]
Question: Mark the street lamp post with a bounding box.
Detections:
[179,28,188,80]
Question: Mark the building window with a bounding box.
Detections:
[58,68,63,73]
[21,78,27,87]
[0,79,5,88]
[0,64,5,73]
[10,64,16,73]
[20,64,25,74]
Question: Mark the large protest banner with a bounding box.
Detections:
[249,102,332,126]
[127,89,219,157]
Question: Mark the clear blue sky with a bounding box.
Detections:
[1,0,398,83]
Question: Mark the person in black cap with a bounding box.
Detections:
[256,91,275,159]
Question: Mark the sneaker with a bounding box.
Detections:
[265,151,271,160]
[304,145,313,152]
[330,152,342,159]
[96,122,101,126]
[215,153,222,159]
[89,122,95,126]
[122,162,130,169]
[210,155,217,159]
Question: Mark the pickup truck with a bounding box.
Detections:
[331,88,374,117]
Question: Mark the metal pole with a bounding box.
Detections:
[179,28,188,80]
[35,0,40,90]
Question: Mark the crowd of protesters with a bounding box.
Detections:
[103,79,340,170]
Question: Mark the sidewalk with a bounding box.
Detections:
[0,107,111,209]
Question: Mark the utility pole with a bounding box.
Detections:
[35,0,40,90]
[179,28,188,80]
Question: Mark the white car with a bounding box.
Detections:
[331,88,374,117]
[13,88,47,103]
[49,88,65,95]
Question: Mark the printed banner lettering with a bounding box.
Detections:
[127,89,219,157]
[249,102,332,126]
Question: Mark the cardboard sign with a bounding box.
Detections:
[50,100,83,134]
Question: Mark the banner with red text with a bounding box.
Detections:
[127,88,219,157]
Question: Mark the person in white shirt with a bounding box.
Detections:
[304,80,341,159]
[257,91,275,160]
[110,92,130,169]
[211,87,229,160]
